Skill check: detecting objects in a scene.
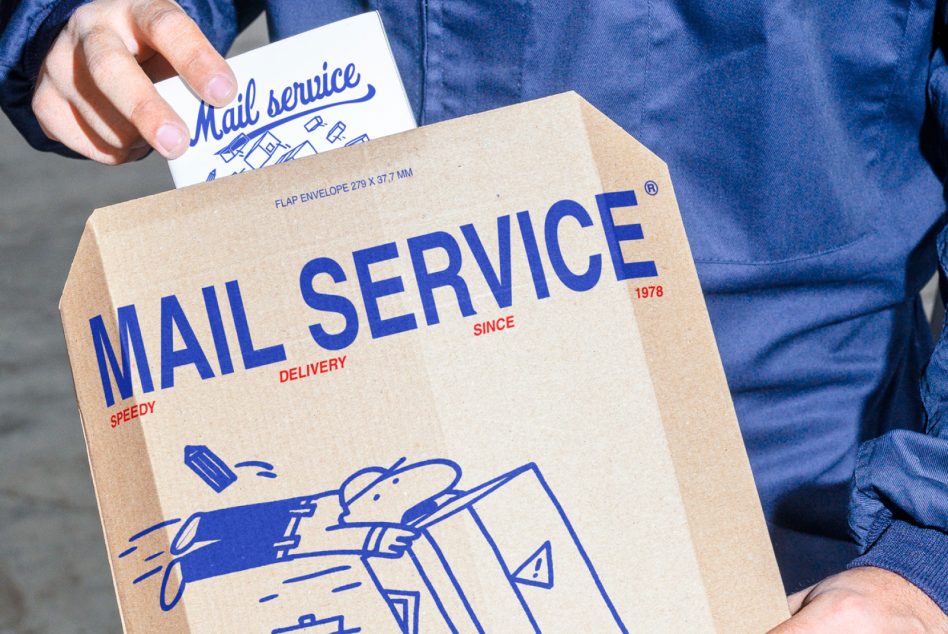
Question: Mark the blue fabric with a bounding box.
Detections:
[848,520,948,614]
[3,0,948,610]
[0,0,88,153]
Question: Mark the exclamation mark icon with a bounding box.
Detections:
[512,541,553,589]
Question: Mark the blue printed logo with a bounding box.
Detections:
[89,190,658,408]
[189,62,376,181]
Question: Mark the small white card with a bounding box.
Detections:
[156,12,417,188]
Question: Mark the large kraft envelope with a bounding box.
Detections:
[60,92,789,632]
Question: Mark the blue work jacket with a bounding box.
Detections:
[3,0,948,609]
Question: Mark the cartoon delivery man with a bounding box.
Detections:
[159,458,463,611]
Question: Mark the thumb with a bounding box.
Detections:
[766,596,825,634]
[765,585,818,634]
[788,584,816,614]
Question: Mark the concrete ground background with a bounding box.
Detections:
[0,18,267,633]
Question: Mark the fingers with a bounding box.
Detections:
[33,77,149,164]
[387,534,416,553]
[34,21,150,162]
[384,543,412,556]
[787,585,815,614]
[140,54,177,83]
[131,0,236,106]
[69,45,146,149]
[766,613,812,634]
[765,587,816,634]
[80,24,190,158]
[766,599,826,634]
[377,527,419,556]
[30,0,237,164]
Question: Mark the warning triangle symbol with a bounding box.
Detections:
[383,590,419,634]
[512,541,554,589]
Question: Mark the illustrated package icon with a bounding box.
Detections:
[326,122,347,144]
[244,131,288,170]
[276,141,318,165]
[368,465,624,633]
[344,134,370,147]
[305,115,326,132]
[184,445,236,493]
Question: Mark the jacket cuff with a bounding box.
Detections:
[848,519,948,615]
[0,0,90,155]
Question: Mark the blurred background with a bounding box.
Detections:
[0,17,266,633]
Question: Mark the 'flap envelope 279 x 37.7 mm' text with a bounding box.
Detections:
[60,92,789,633]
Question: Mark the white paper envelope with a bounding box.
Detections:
[156,12,416,188]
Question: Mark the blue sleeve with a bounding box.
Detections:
[0,0,265,156]
[847,229,948,613]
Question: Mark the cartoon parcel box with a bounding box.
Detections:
[60,93,790,632]
[367,462,624,633]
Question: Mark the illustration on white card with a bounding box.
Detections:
[156,12,416,188]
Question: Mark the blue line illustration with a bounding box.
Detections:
[467,506,541,632]
[210,88,374,164]
[121,456,624,631]
[243,131,289,170]
[235,460,275,470]
[404,548,456,633]
[272,614,361,634]
[246,86,374,142]
[344,133,370,147]
[422,533,483,631]
[234,459,279,479]
[184,445,237,493]
[215,134,249,162]
[512,541,553,589]
[129,518,180,542]
[133,566,163,584]
[304,115,326,132]
[326,121,347,144]
[203,85,376,179]
[381,591,421,634]
[284,565,350,585]
[275,141,317,165]
[533,467,627,630]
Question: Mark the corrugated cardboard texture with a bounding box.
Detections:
[61,92,788,632]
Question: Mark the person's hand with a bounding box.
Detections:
[768,567,948,633]
[32,0,237,164]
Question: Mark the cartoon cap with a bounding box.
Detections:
[342,465,393,506]
[339,457,462,524]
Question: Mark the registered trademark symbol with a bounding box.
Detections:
[644,180,659,196]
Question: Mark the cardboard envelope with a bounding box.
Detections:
[60,92,789,632]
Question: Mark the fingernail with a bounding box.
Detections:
[155,124,187,159]
[206,75,236,104]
